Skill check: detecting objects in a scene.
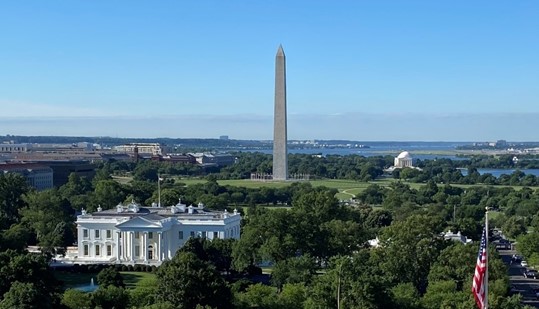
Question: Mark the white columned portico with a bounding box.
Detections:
[143,232,148,262]
[122,231,127,260]
[158,232,162,262]
[130,231,135,262]
[116,231,121,261]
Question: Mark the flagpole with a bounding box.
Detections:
[485,207,489,309]
[158,174,161,207]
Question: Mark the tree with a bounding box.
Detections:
[92,285,130,309]
[502,216,527,239]
[0,173,29,230]
[156,252,232,309]
[97,267,125,288]
[420,280,474,309]
[61,289,92,309]
[271,255,316,289]
[427,243,476,290]
[92,180,126,210]
[234,283,279,309]
[0,250,61,303]
[373,214,448,294]
[20,190,75,254]
[128,277,158,308]
[0,281,49,309]
[390,283,420,309]
[516,232,539,260]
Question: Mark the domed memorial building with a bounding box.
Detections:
[394,151,413,168]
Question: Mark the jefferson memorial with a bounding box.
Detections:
[394,151,413,168]
[70,200,241,265]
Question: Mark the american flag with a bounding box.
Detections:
[472,228,487,309]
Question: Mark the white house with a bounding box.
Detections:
[72,200,241,265]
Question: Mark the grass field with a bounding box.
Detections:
[55,270,156,289]
[120,271,156,289]
[116,175,539,201]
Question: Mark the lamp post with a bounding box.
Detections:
[337,258,348,309]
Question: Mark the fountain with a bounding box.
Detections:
[75,277,98,292]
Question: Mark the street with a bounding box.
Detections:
[498,248,539,307]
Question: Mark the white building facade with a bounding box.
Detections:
[74,201,241,265]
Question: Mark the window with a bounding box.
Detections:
[95,230,100,239]
[148,232,153,239]
[190,231,195,238]
[202,231,207,238]
[83,229,88,239]
[179,231,184,240]
[83,245,89,256]
[135,232,140,239]
[106,230,112,239]
[213,232,218,239]
[107,245,112,256]
[95,245,100,256]
[135,245,140,257]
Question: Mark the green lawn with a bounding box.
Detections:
[120,271,156,289]
[54,270,156,289]
[118,175,539,201]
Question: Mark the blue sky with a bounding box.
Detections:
[0,1,538,141]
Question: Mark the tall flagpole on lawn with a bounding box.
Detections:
[158,174,162,207]
[485,207,489,309]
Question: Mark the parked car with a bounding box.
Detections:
[523,269,539,279]
[522,260,529,267]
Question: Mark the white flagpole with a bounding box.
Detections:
[485,207,489,309]
[158,174,161,207]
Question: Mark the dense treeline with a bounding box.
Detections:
[104,152,539,187]
[2,157,539,307]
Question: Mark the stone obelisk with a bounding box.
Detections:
[273,45,288,180]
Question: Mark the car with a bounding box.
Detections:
[522,260,529,267]
[523,269,539,279]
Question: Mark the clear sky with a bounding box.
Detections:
[1,1,538,141]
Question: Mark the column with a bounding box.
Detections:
[130,232,135,262]
[116,232,121,261]
[158,232,162,262]
[163,232,167,260]
[143,232,148,262]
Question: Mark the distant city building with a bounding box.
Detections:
[18,160,95,187]
[153,154,196,164]
[394,151,413,168]
[0,163,53,191]
[189,153,236,167]
[114,143,164,156]
[219,135,229,140]
[0,143,32,153]
[69,200,241,265]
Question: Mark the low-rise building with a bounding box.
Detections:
[114,143,165,156]
[190,153,236,166]
[72,200,241,265]
[0,163,53,191]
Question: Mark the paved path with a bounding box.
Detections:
[498,248,539,307]
[340,189,356,198]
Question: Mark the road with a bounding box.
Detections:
[497,248,539,307]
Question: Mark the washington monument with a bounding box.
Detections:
[273,45,288,180]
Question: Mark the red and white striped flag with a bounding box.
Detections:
[472,228,487,309]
